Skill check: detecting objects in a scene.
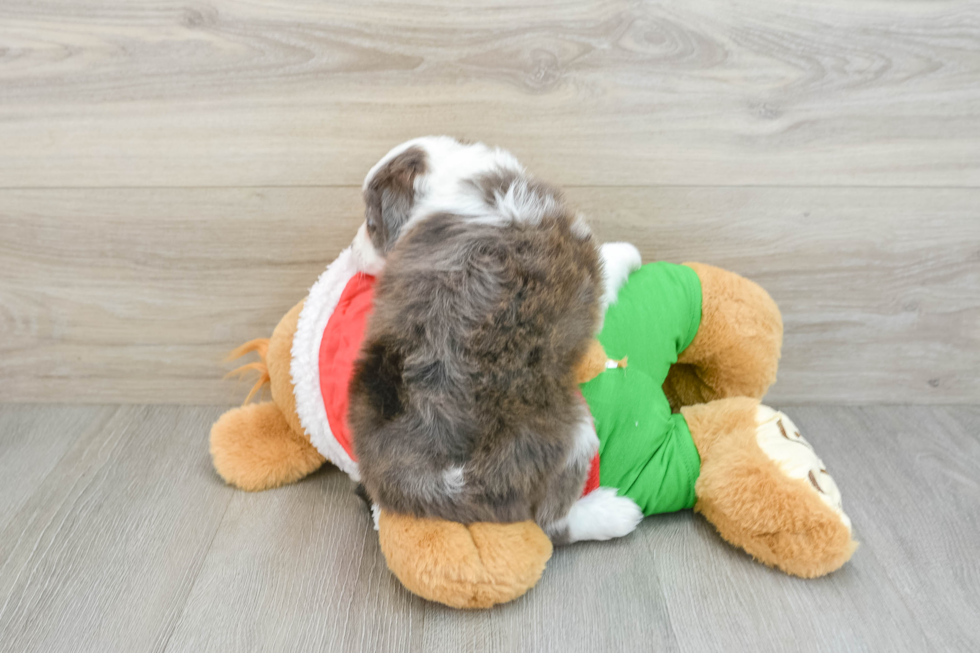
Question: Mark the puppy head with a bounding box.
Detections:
[356,136,526,265]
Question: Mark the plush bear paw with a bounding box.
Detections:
[565,487,643,543]
[755,406,851,531]
[210,402,325,491]
[378,511,553,609]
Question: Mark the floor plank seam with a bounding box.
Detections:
[157,491,235,653]
[639,526,687,653]
[0,422,91,540]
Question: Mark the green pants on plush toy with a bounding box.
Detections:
[583,262,704,515]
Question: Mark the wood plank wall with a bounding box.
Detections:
[1,0,978,404]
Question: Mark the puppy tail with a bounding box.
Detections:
[224,337,272,405]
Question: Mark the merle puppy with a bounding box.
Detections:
[349,137,642,544]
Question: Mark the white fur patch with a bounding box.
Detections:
[755,406,852,531]
[290,246,365,480]
[565,487,643,543]
[597,242,642,331]
[442,466,466,494]
[371,503,381,531]
[570,214,592,240]
[351,222,386,275]
[599,242,642,309]
[489,178,560,226]
[568,410,600,468]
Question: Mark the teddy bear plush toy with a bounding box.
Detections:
[210,236,856,609]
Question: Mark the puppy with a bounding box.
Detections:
[350,137,641,544]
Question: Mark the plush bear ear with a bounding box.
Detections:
[363,145,428,253]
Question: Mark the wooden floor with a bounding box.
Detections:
[0,403,977,653]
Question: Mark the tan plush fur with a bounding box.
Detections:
[574,339,609,384]
[663,263,782,410]
[210,401,326,492]
[378,510,552,609]
[683,398,858,578]
[266,301,307,439]
[210,300,325,492]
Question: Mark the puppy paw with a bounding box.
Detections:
[599,242,642,312]
[566,487,643,543]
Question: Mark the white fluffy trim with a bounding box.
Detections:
[290,246,363,480]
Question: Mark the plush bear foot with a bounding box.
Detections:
[754,406,852,531]
[378,511,553,609]
[685,398,857,578]
[210,401,326,491]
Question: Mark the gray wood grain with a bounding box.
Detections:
[0,1,978,188]
[1,404,978,652]
[0,187,361,405]
[417,530,680,653]
[2,187,978,405]
[0,405,233,653]
[646,409,944,653]
[164,468,426,653]
[785,406,980,652]
[0,405,113,532]
[2,0,978,404]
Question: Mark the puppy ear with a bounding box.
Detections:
[363,146,428,252]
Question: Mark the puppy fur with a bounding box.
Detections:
[349,137,603,543]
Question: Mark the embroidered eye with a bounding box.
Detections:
[808,470,825,494]
[778,418,813,451]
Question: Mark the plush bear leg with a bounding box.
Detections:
[211,300,325,491]
[664,263,782,411]
[211,402,326,491]
[682,397,857,578]
[266,300,307,438]
[378,511,552,609]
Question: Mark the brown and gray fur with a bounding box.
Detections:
[349,138,601,543]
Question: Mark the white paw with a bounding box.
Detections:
[755,406,852,531]
[566,487,643,543]
[599,242,642,312]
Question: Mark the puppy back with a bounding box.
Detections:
[351,186,601,523]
